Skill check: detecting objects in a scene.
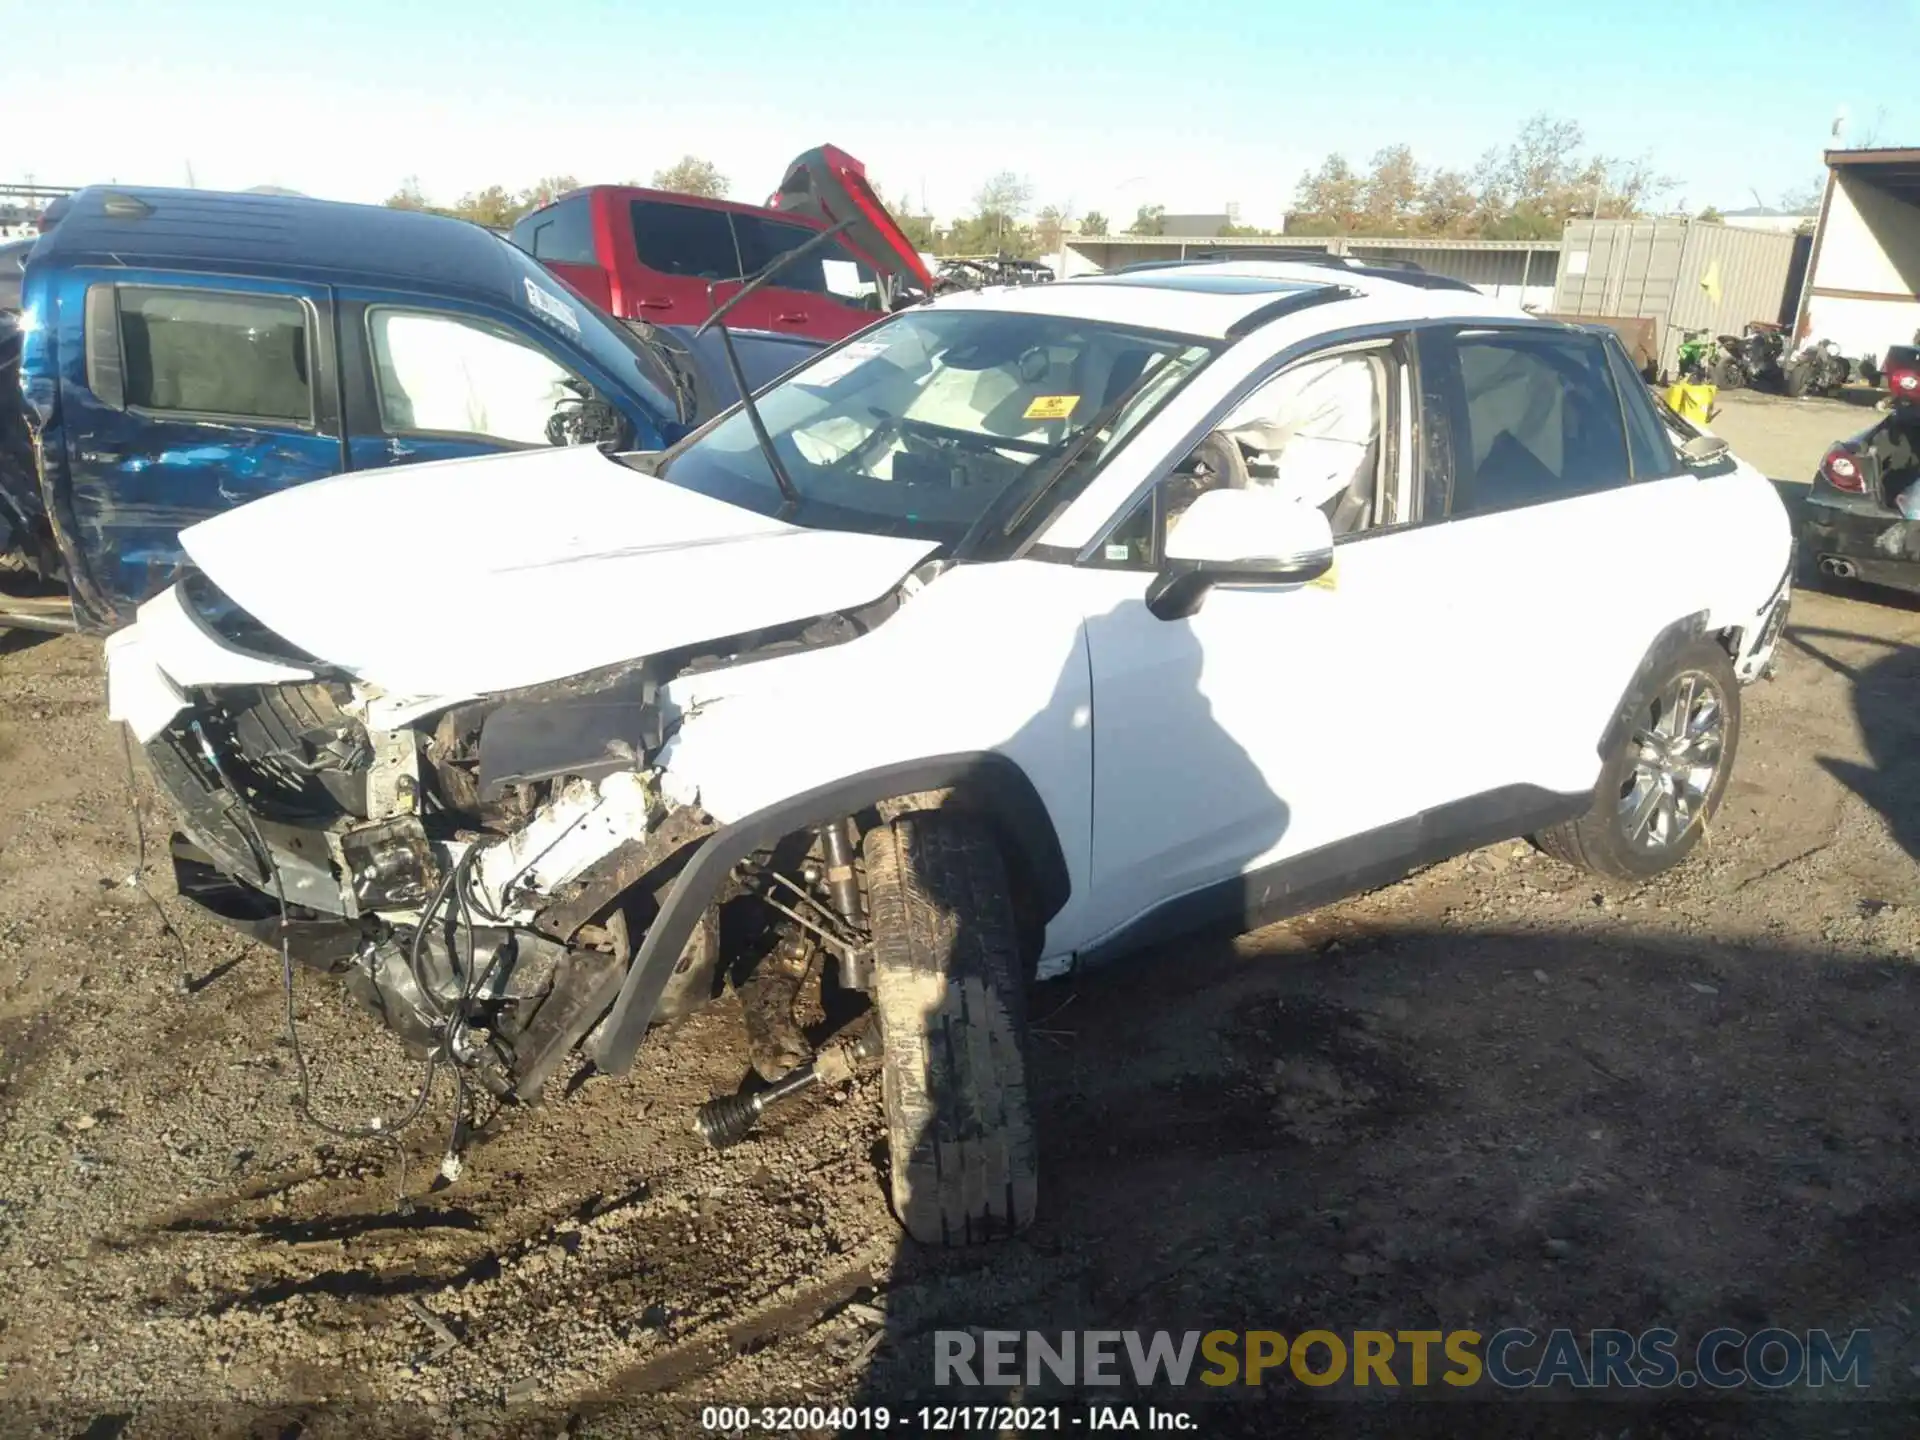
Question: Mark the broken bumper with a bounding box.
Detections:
[1733,555,1792,684]
[1801,491,1920,593]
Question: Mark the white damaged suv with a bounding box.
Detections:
[105,259,1792,1245]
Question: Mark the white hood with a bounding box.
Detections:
[173,445,939,697]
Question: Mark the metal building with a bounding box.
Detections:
[1551,219,1804,378]
[1058,233,1562,310]
[1795,148,1920,365]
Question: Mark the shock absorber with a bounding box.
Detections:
[820,819,864,924]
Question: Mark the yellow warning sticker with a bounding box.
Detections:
[1024,394,1079,421]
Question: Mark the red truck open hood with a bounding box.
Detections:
[769,145,932,296]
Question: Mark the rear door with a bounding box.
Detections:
[1409,322,1713,807]
[52,274,344,624]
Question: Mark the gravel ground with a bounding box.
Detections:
[3,390,1920,1436]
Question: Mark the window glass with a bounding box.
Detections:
[1449,332,1630,518]
[515,196,596,265]
[629,200,740,280]
[654,307,1214,544]
[1604,334,1680,479]
[120,288,310,421]
[1214,352,1383,528]
[1100,350,1386,567]
[733,214,878,301]
[368,309,582,446]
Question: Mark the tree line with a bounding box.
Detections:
[384,155,728,227]
[385,118,1825,253]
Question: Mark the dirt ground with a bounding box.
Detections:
[4,389,1920,1437]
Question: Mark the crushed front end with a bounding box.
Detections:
[132,637,723,1103]
[105,547,907,1121]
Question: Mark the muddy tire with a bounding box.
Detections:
[1536,639,1741,881]
[865,811,1037,1246]
[1783,360,1813,398]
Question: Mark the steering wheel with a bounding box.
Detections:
[848,408,1054,470]
[894,414,1052,456]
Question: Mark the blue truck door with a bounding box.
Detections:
[53,273,345,624]
[334,292,644,472]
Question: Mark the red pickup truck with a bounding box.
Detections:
[510,146,931,343]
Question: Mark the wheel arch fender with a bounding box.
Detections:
[1596,611,1710,760]
[587,750,1070,1077]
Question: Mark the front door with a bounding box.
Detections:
[53,274,344,624]
[336,297,606,472]
[1073,338,1452,951]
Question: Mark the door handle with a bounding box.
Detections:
[776,312,809,324]
[636,297,673,311]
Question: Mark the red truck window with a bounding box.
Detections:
[732,213,876,301]
[629,200,742,280]
[515,197,596,266]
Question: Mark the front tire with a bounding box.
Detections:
[865,811,1038,1246]
[1536,639,1741,880]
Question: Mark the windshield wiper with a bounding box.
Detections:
[951,363,1167,562]
[694,215,858,512]
[696,214,857,339]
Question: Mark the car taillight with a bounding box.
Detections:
[1890,366,1920,398]
[1822,446,1866,493]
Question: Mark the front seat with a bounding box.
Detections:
[1324,437,1379,535]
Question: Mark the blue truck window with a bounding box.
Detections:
[118,287,311,422]
[367,307,585,446]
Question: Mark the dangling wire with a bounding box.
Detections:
[190,722,441,1207]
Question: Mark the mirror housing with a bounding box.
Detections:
[1681,432,1730,469]
[1148,487,1336,620]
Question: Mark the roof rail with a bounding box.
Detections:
[1113,257,1205,274]
[1224,285,1356,339]
[1112,251,1482,295]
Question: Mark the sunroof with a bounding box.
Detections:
[1091,271,1328,296]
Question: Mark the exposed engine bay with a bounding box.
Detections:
[146,598,900,1112]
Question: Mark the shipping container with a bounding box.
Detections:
[1552,219,1802,379]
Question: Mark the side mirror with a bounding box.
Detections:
[1147,487,1335,620]
[1681,433,1730,468]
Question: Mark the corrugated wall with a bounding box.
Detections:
[1553,220,1797,376]
[1060,238,1559,308]
[1349,244,1559,309]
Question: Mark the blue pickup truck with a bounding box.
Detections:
[6,186,820,631]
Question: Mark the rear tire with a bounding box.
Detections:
[1784,361,1813,398]
[865,811,1037,1246]
[1536,639,1741,881]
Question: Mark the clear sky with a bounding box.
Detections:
[4,0,1913,226]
